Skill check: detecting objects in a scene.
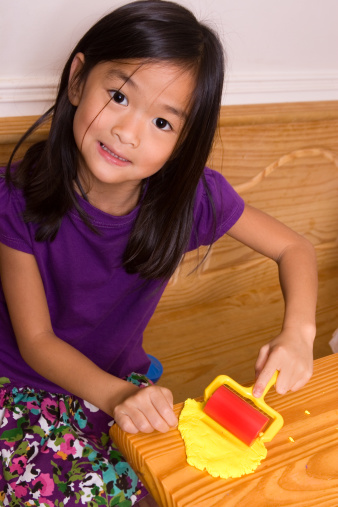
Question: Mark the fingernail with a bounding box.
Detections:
[253,387,262,398]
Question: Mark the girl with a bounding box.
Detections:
[0,1,317,505]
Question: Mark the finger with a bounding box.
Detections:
[274,370,292,395]
[160,386,174,408]
[114,399,156,434]
[148,387,178,430]
[289,379,306,393]
[115,412,141,434]
[254,344,270,378]
[253,366,277,398]
[289,370,313,393]
[275,360,313,394]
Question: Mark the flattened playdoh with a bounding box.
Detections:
[178,398,267,479]
[178,373,284,479]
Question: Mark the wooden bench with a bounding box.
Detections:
[1,100,338,404]
[111,353,338,506]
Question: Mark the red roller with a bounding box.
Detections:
[203,385,269,446]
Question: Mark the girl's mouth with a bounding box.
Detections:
[99,142,129,162]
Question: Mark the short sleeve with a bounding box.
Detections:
[188,167,244,250]
[0,175,34,254]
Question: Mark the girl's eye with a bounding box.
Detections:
[110,90,128,106]
[153,118,172,131]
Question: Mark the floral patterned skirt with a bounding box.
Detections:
[0,374,151,506]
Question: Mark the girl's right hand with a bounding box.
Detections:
[112,384,178,434]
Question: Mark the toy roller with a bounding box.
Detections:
[203,371,283,447]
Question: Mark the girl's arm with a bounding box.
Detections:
[227,204,317,397]
[0,242,177,433]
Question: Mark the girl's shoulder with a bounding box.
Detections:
[195,166,244,215]
[0,167,33,254]
[190,167,245,248]
[0,166,26,214]
[197,167,240,200]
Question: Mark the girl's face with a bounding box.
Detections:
[69,54,195,211]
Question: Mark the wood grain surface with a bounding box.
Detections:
[111,354,338,507]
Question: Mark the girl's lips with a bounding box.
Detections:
[98,142,130,165]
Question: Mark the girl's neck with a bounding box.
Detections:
[75,177,143,216]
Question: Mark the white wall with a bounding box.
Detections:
[1,0,337,116]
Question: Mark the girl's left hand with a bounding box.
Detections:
[252,329,314,397]
[112,383,178,434]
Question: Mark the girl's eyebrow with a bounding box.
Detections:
[105,68,187,121]
[105,69,138,89]
[162,104,187,121]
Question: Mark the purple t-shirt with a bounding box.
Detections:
[0,167,244,394]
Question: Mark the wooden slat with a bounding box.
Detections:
[0,116,50,165]
[0,115,50,143]
[218,100,338,126]
[110,354,338,507]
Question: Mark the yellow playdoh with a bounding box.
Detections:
[178,398,267,479]
[178,372,283,479]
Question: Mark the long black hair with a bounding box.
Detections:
[7,0,225,280]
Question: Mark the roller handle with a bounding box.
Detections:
[257,371,279,400]
[204,371,279,403]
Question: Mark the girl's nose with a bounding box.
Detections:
[111,114,141,148]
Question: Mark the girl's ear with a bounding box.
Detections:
[68,52,86,106]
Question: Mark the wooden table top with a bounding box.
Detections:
[111,354,338,506]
